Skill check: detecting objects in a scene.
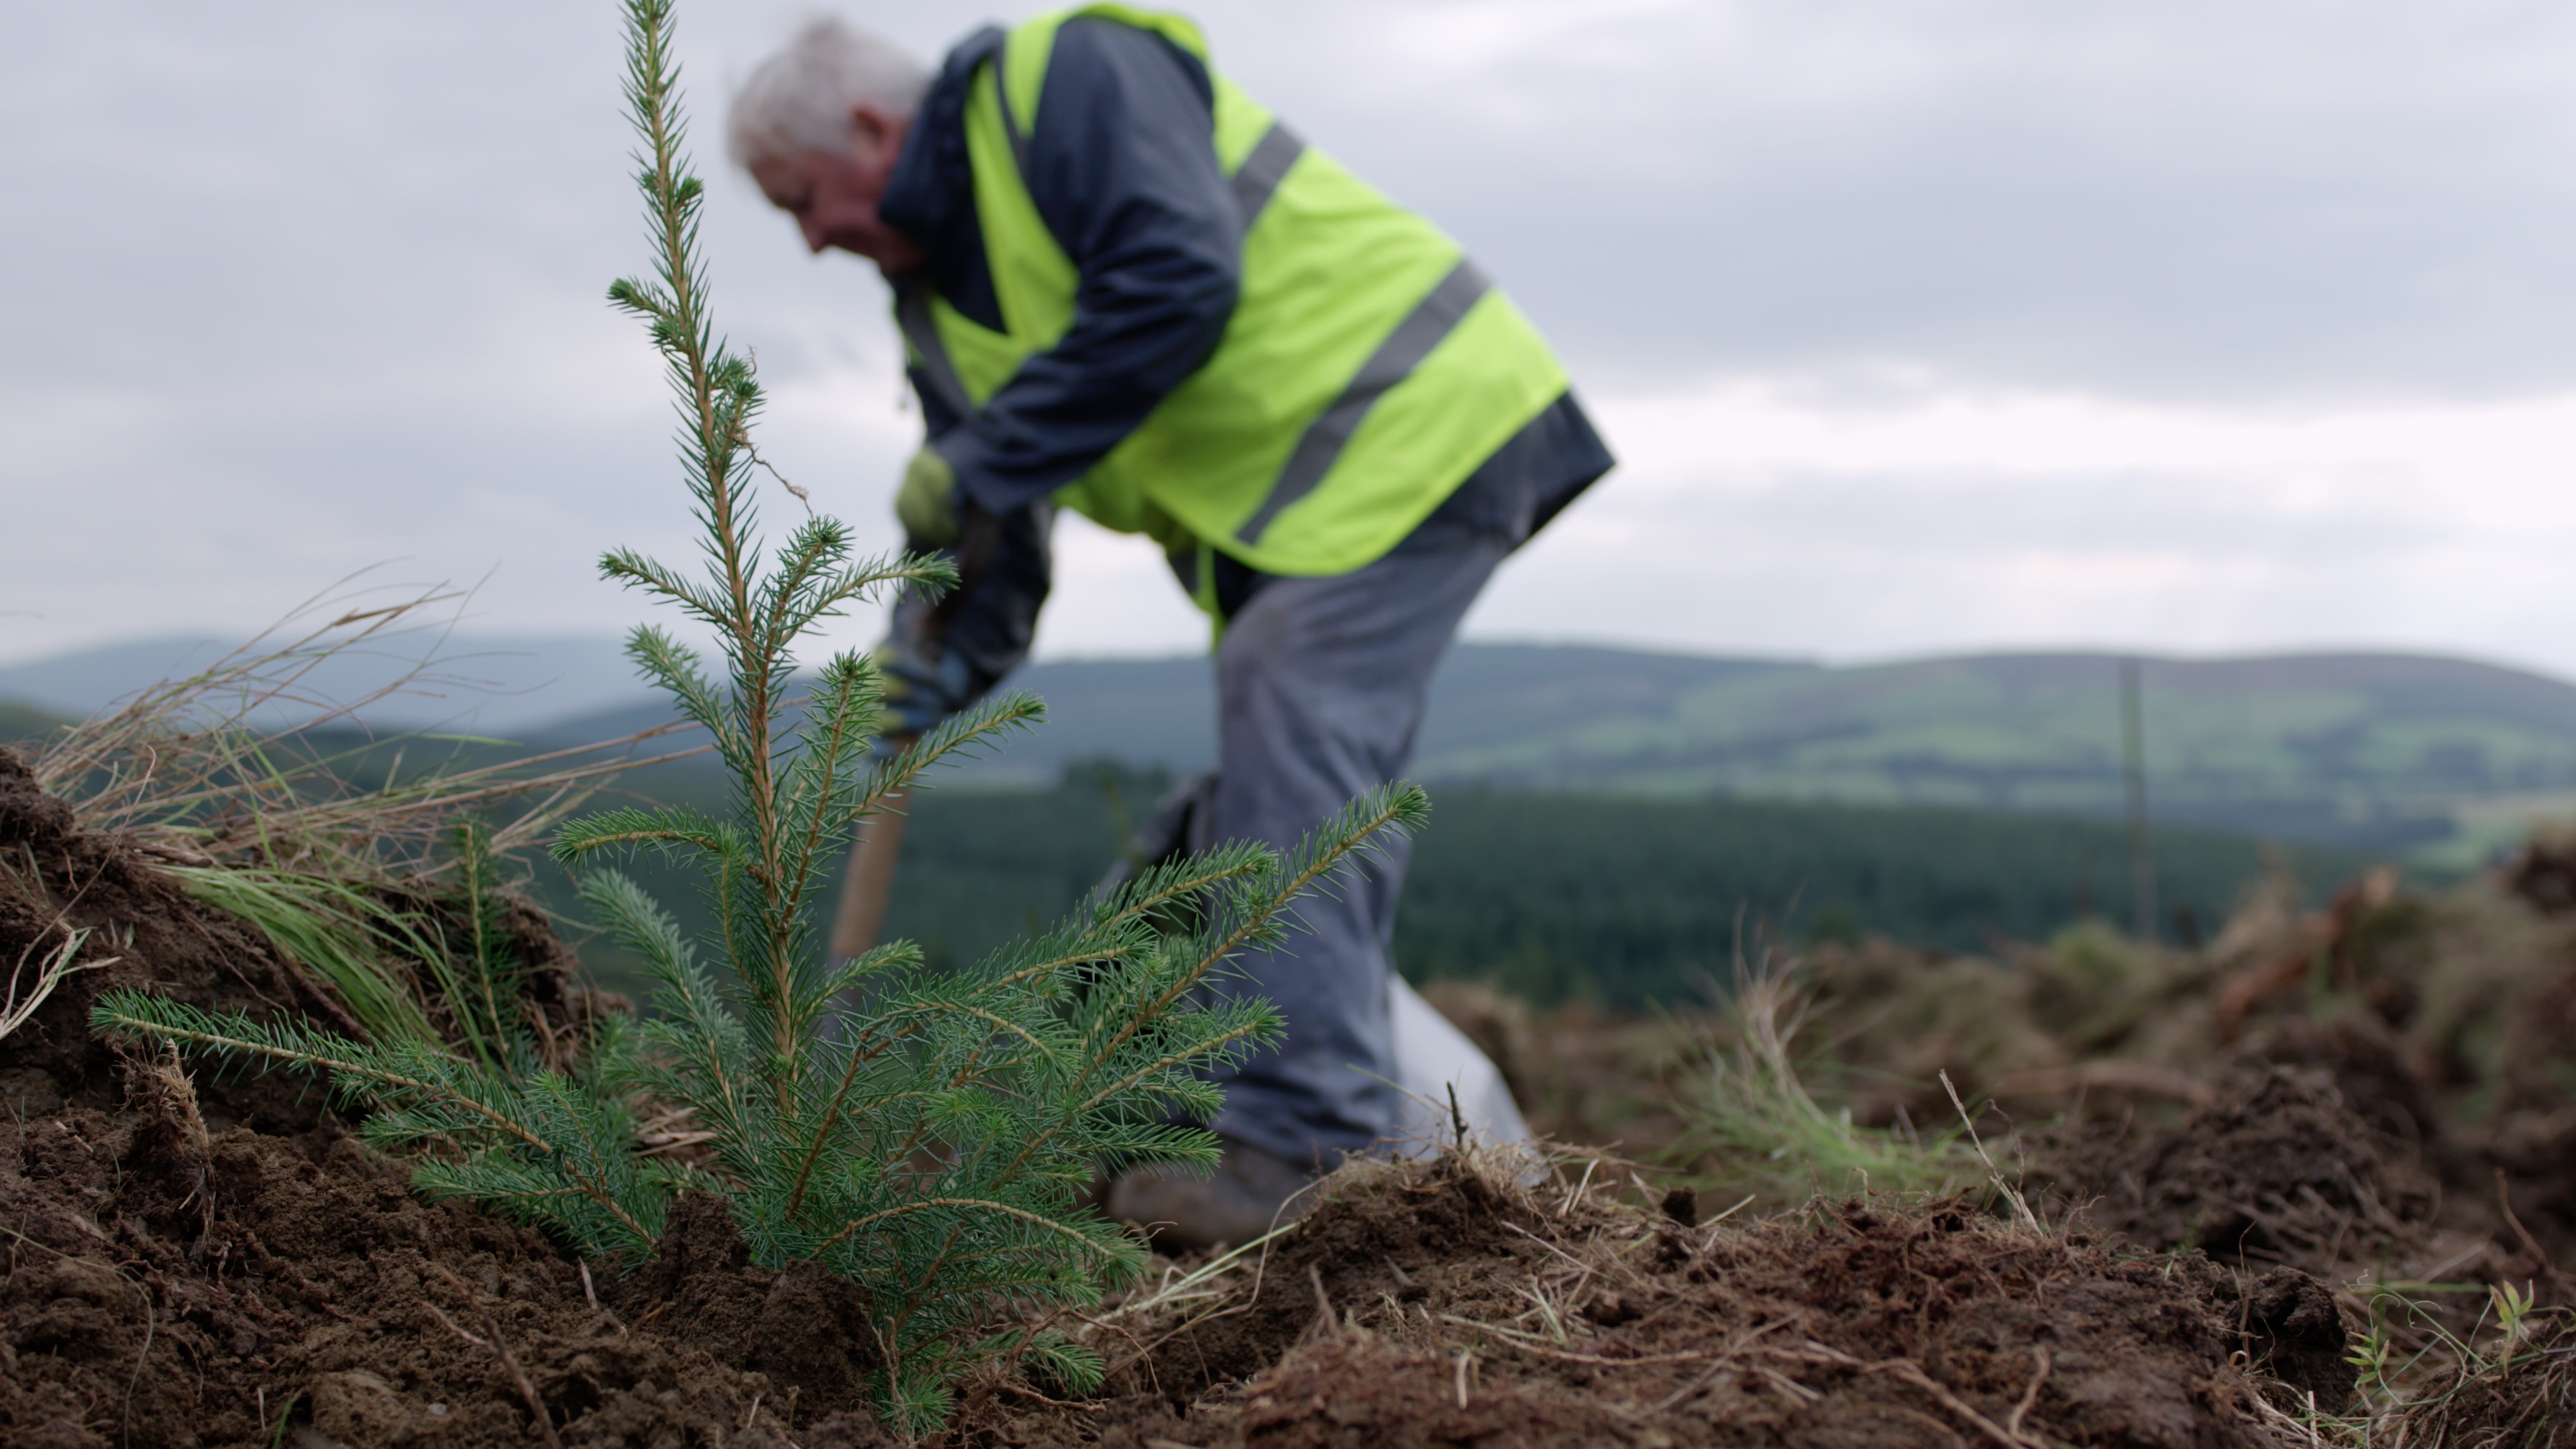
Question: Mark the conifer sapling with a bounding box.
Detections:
[95,0,1428,1431]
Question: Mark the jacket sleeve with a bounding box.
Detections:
[932,18,1242,515]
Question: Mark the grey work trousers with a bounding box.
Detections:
[1173,392,1611,1163]
[1185,519,1516,1165]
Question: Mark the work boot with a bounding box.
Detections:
[1106,1140,1322,1253]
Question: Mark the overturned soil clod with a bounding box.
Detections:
[0,1098,838,1448]
[968,1150,2330,1448]
[603,1194,889,1429]
[0,747,885,1447]
[2029,1065,2438,1273]
[2,749,352,1134]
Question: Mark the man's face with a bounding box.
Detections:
[747,104,923,276]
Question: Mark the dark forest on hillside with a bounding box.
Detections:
[539,761,2381,1009]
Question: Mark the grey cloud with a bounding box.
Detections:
[7,1,2575,665]
[1289,1,2576,401]
[1685,468,2451,559]
[18,2,2576,403]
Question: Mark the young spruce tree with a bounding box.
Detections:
[95,0,1425,1430]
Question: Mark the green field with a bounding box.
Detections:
[1403,649,2576,867]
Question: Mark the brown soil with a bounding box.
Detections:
[604,1195,888,1426]
[25,722,2576,1446]
[0,747,894,1447]
[1477,864,2576,1288]
[3,749,356,1136]
[2504,830,2576,918]
[0,1098,857,1448]
[2239,1015,2438,1148]
[2482,952,2576,1269]
[961,1150,2330,1448]
[0,749,614,1134]
[1120,1148,1539,1403]
[2027,1065,2437,1271]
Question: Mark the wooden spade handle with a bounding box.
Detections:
[828,780,912,959]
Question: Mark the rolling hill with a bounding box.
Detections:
[522,645,2576,859]
[11,635,2576,859]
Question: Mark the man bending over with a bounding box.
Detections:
[728,6,1612,1250]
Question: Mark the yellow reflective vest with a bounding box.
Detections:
[898,4,1570,586]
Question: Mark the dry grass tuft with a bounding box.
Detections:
[0,842,119,1043]
[28,575,700,879]
[2372,1308,2576,1448]
[1670,947,1988,1213]
[21,575,698,1055]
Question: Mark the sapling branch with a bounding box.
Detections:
[90,992,658,1250]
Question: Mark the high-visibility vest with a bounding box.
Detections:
[898,3,1570,586]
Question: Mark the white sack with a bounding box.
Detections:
[1389,976,1532,1155]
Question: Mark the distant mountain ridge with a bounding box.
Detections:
[9,634,2575,859]
[0,633,652,735]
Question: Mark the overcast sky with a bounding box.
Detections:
[7,1,2576,677]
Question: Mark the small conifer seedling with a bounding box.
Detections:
[96,0,1426,1430]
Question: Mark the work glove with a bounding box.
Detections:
[894,446,963,547]
[867,636,975,746]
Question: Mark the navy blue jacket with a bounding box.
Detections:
[881,19,1244,514]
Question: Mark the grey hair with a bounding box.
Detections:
[727,17,930,164]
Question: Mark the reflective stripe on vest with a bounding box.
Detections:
[1237,259,1489,546]
[902,5,1569,580]
[896,284,973,420]
[1228,121,1302,229]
